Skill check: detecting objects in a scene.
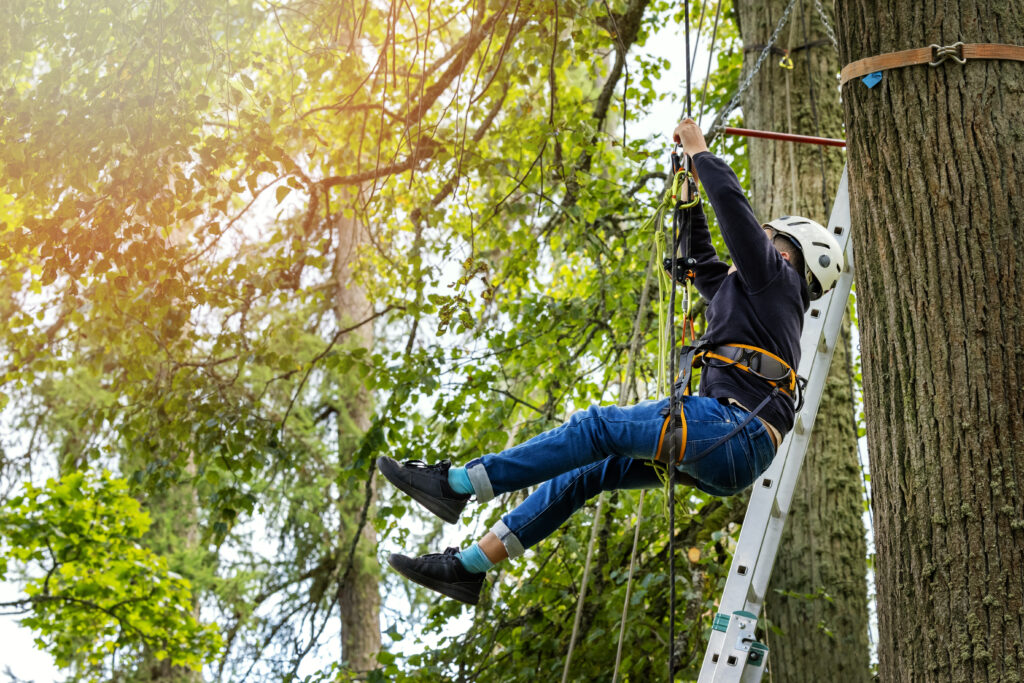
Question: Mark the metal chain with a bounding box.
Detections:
[708,0,799,137]
[814,0,839,50]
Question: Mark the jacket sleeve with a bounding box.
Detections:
[680,201,729,301]
[692,151,786,292]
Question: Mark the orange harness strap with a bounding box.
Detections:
[654,342,796,465]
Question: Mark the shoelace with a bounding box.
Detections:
[423,547,460,560]
[403,459,450,471]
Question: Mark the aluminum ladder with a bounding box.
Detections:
[696,165,855,682]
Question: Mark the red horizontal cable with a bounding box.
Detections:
[721,126,847,148]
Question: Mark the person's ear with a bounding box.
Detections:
[781,252,790,262]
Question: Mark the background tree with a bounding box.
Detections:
[0,0,895,680]
[836,1,1024,681]
[733,0,871,680]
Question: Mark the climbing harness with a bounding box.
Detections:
[840,42,1024,87]
[652,341,803,468]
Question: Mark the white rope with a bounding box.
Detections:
[561,492,607,683]
[611,489,646,683]
[562,249,656,682]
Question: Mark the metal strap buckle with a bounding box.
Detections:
[929,42,966,66]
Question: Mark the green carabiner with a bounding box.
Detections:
[672,168,700,209]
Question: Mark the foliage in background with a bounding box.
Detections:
[0,0,801,680]
[0,471,221,679]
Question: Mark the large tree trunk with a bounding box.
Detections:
[836,1,1024,681]
[736,1,871,680]
[334,210,382,673]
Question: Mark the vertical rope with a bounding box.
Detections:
[697,1,725,128]
[561,493,606,683]
[668,3,695,679]
[798,0,832,217]
[784,10,799,216]
[612,488,647,683]
[562,245,658,683]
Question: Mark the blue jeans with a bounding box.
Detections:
[465,397,776,559]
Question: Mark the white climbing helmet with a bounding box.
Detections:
[764,215,844,300]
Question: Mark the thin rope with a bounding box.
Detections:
[668,2,694,675]
[784,5,799,216]
[688,0,709,73]
[562,240,659,683]
[799,0,832,217]
[612,488,646,683]
[697,0,726,129]
[561,493,606,683]
[667,4,698,675]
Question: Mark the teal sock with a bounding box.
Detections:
[457,543,494,574]
[447,466,473,495]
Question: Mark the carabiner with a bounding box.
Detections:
[671,168,699,209]
[779,51,794,70]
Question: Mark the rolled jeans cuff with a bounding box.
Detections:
[491,520,526,560]
[466,458,494,502]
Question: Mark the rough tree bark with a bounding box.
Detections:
[334,209,382,673]
[736,1,871,680]
[836,1,1024,681]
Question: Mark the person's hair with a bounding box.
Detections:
[771,232,805,278]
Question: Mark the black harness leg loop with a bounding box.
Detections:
[683,388,780,466]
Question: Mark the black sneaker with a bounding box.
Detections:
[376,457,470,524]
[388,547,485,605]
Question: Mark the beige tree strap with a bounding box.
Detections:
[841,42,1024,86]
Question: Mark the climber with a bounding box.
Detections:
[377,118,844,605]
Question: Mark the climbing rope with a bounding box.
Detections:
[697,0,726,129]
[665,3,701,674]
[561,491,606,683]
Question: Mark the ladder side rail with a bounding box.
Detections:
[711,239,854,683]
[699,262,853,683]
[698,167,852,682]
[708,167,852,616]
[745,238,855,615]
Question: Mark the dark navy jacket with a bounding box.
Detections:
[684,151,809,434]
